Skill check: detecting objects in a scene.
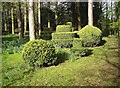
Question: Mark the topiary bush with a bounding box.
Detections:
[52,32,75,39]
[51,39,73,48]
[73,38,82,48]
[77,25,102,47]
[56,25,73,32]
[22,39,57,68]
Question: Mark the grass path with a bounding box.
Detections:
[2,36,119,86]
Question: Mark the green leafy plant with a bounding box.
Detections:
[2,38,29,54]
[73,38,82,48]
[77,25,102,47]
[22,39,57,68]
[70,48,92,60]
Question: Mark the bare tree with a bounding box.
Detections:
[88,0,93,26]
[28,0,35,40]
[11,3,14,34]
[17,2,24,39]
[47,0,50,28]
[76,1,81,30]
[55,1,58,26]
[38,0,41,36]
[24,2,27,34]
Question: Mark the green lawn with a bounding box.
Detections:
[2,36,119,86]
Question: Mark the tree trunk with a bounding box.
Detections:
[38,0,41,36]
[28,0,35,40]
[76,2,81,30]
[88,0,93,26]
[4,9,7,31]
[47,0,50,29]
[118,8,120,36]
[55,1,58,26]
[11,4,14,34]
[33,2,38,37]
[24,2,27,34]
[17,3,24,39]
[105,2,109,36]
[71,2,78,30]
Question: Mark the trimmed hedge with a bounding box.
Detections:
[52,32,76,39]
[77,25,102,47]
[22,40,57,68]
[73,38,82,48]
[56,25,73,32]
[51,39,73,48]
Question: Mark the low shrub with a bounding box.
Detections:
[22,39,57,68]
[55,48,70,64]
[51,39,73,48]
[56,25,73,32]
[70,48,92,59]
[73,38,82,48]
[77,25,102,47]
[2,38,29,54]
[52,32,75,39]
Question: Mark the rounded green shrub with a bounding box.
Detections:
[52,32,75,39]
[77,25,102,47]
[56,25,73,32]
[22,39,57,67]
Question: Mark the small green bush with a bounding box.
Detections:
[73,38,82,48]
[51,39,73,48]
[56,25,73,32]
[22,40,57,68]
[77,25,102,47]
[70,48,92,59]
[52,32,75,39]
[55,48,70,64]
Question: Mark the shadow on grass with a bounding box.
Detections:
[84,49,93,57]
[54,48,93,66]
[97,40,107,46]
[55,51,70,66]
[104,53,120,71]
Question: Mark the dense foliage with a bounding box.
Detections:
[22,40,57,68]
[77,25,102,47]
[56,25,73,32]
[70,48,92,59]
[73,38,82,48]
[2,36,29,54]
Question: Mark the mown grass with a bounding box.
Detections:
[2,36,119,86]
